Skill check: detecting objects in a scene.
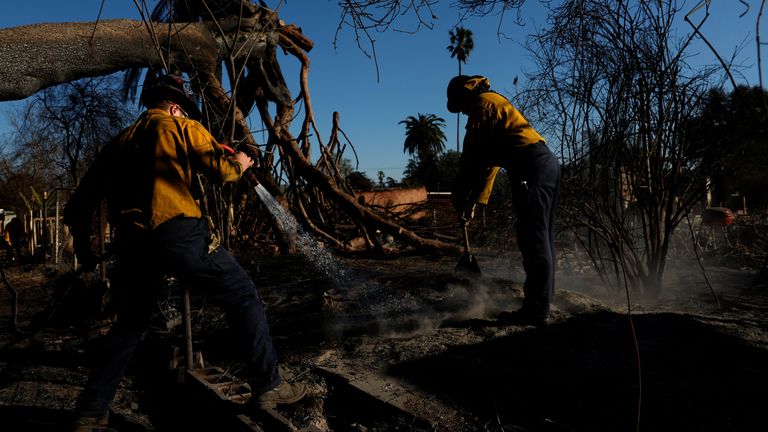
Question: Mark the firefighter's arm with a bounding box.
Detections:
[186,122,248,184]
[452,128,499,222]
[472,166,500,205]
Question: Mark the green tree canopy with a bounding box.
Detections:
[403,150,459,192]
[688,85,768,211]
[400,113,447,161]
[346,171,375,192]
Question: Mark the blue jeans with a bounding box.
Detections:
[76,217,280,416]
[508,144,561,317]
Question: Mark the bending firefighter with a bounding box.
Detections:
[448,75,561,325]
[63,74,306,430]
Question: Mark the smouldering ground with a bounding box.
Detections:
[1,247,767,431]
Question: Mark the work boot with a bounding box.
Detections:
[254,380,307,410]
[71,412,109,432]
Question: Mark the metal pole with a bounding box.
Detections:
[54,190,60,266]
[29,209,35,257]
[42,191,48,263]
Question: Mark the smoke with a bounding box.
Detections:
[446,281,510,320]
[323,276,525,340]
[554,243,755,313]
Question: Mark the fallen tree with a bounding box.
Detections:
[0,2,460,255]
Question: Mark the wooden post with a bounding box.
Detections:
[183,286,194,371]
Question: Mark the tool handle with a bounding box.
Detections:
[219,143,236,154]
[462,223,472,253]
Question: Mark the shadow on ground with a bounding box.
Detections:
[390,310,768,432]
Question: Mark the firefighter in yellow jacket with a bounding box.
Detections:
[64,74,305,430]
[448,75,561,325]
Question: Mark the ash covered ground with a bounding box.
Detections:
[0,243,767,431]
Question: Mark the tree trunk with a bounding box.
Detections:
[0,14,461,256]
[0,18,270,101]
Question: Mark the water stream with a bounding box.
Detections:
[253,186,489,338]
[253,184,349,285]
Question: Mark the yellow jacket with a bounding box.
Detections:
[452,77,544,207]
[65,109,244,231]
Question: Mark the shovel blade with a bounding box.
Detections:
[454,252,482,277]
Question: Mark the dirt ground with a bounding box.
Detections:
[0,243,767,431]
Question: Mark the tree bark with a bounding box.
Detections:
[0,19,270,101]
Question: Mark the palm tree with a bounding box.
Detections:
[400,113,447,190]
[447,27,474,75]
[447,26,474,152]
[400,113,447,161]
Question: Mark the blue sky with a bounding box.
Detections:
[0,1,765,181]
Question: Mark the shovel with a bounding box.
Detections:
[454,222,481,277]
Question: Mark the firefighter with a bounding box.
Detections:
[447,75,561,325]
[64,74,305,430]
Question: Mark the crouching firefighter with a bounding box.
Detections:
[447,75,561,326]
[64,74,306,431]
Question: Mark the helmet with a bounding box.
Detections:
[140,74,202,120]
[447,75,491,113]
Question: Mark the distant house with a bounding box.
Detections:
[355,187,429,220]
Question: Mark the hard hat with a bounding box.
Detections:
[447,75,490,113]
[140,74,202,120]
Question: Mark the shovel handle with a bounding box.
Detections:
[462,222,471,253]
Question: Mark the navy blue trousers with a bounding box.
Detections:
[76,217,279,416]
[508,144,561,318]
